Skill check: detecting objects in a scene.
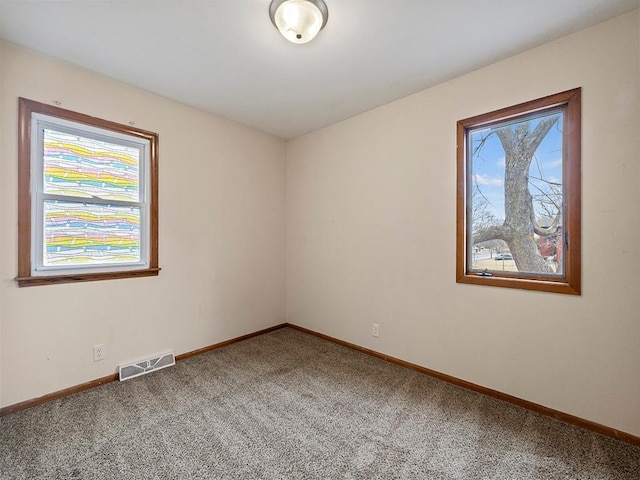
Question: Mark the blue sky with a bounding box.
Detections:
[470,112,563,223]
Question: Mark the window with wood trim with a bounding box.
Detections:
[16,98,159,287]
[456,88,581,295]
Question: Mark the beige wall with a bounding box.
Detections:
[287,11,640,436]
[0,42,4,406]
[0,42,286,407]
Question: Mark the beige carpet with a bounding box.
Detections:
[1,327,638,479]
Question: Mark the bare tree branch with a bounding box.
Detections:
[529,174,562,186]
[527,115,560,154]
[472,131,495,157]
[528,180,561,211]
[473,225,509,245]
[533,212,561,237]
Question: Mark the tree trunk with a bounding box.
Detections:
[491,116,559,274]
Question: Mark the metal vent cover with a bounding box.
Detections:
[119,352,175,381]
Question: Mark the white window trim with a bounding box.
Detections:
[29,113,152,276]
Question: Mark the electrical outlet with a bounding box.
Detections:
[93,344,106,362]
[372,323,379,338]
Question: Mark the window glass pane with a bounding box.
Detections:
[43,129,140,201]
[468,110,564,276]
[43,200,141,266]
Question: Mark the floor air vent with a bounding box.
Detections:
[119,352,175,381]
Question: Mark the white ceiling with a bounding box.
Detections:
[0,1,637,139]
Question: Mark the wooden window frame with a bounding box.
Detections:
[456,88,581,295]
[16,98,160,287]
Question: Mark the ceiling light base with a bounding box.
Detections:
[269,0,329,44]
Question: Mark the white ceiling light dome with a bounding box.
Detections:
[269,0,328,44]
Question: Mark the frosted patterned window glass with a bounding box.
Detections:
[43,200,141,266]
[43,129,140,201]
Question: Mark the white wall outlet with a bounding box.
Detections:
[93,344,106,362]
[372,323,380,338]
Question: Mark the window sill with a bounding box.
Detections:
[15,267,161,287]
[456,271,580,295]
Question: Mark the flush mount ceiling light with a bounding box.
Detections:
[269,0,328,44]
